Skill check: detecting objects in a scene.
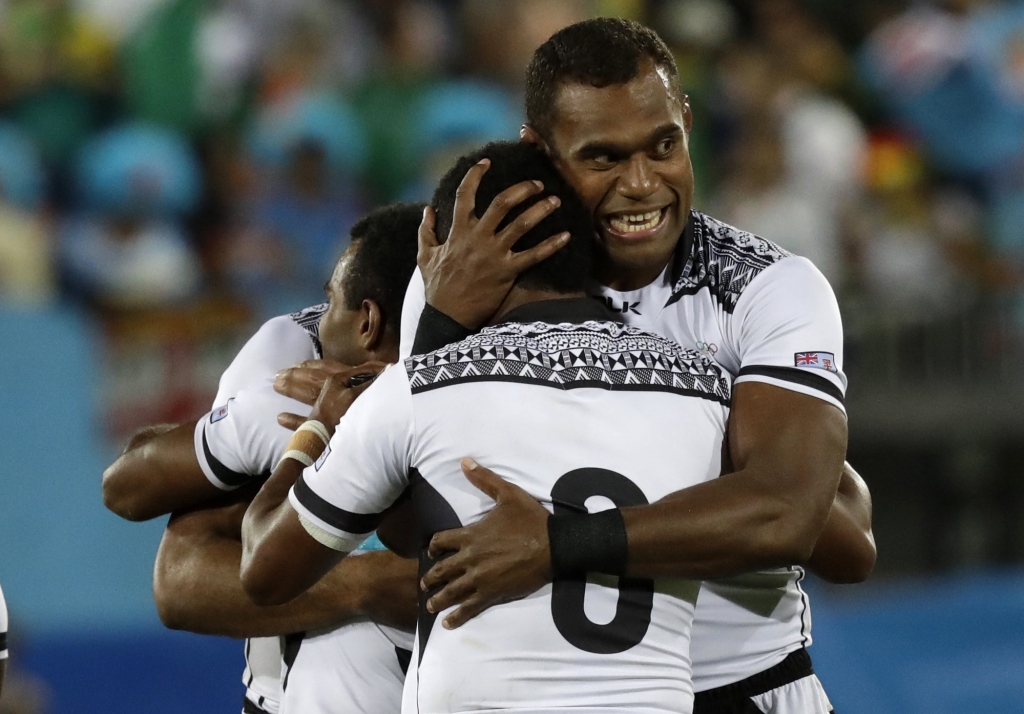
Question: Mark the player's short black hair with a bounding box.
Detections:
[525,18,679,141]
[343,202,424,337]
[432,141,593,295]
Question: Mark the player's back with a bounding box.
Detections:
[403,303,731,713]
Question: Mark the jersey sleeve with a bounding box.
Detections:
[289,365,414,552]
[0,581,8,660]
[195,379,311,490]
[398,268,426,361]
[732,256,847,413]
[214,314,317,406]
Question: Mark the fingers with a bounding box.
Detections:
[476,179,546,236]
[426,575,476,619]
[417,205,438,263]
[509,232,571,272]
[275,367,329,405]
[295,359,349,373]
[277,412,306,430]
[426,527,467,560]
[494,195,561,248]
[420,550,466,594]
[442,595,490,630]
[461,458,510,503]
[452,159,491,233]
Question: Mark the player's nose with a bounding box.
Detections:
[616,154,659,201]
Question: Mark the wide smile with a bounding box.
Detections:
[602,207,670,241]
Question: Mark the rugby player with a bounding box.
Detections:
[390,19,871,714]
[101,204,424,714]
[242,140,732,714]
[1,579,8,696]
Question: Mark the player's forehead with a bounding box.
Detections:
[329,242,358,293]
[549,63,685,154]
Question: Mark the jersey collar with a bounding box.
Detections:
[497,297,622,326]
[667,210,698,286]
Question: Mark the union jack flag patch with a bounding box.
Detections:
[210,402,231,423]
[795,352,837,373]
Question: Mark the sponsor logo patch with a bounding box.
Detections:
[314,444,331,471]
[210,402,231,423]
[794,351,837,373]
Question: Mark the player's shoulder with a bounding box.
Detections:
[405,318,731,404]
[215,304,328,403]
[669,210,797,313]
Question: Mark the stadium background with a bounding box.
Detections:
[0,0,1022,711]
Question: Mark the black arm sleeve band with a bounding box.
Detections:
[412,304,473,355]
[548,508,629,578]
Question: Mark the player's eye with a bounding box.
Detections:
[588,153,616,170]
[653,137,676,158]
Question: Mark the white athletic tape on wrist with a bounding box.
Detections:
[298,420,331,446]
[280,449,314,469]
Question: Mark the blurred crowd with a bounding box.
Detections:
[0,0,1023,341]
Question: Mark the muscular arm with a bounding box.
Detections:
[102,420,222,521]
[156,493,417,636]
[806,462,875,583]
[620,382,847,577]
[241,458,347,606]
[421,381,849,626]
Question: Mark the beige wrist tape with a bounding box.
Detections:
[278,420,330,470]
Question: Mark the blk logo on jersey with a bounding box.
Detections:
[794,351,837,373]
[210,402,230,423]
[314,444,331,471]
[599,297,641,316]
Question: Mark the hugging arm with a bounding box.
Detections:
[421,381,849,628]
[156,492,417,637]
[102,420,222,522]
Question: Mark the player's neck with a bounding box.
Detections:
[487,286,588,326]
[596,254,672,292]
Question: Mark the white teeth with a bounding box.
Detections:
[608,209,664,234]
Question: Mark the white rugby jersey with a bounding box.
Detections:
[397,210,847,692]
[198,376,413,713]
[206,304,412,714]
[292,299,731,714]
[595,211,844,691]
[209,304,327,714]
[1,580,8,661]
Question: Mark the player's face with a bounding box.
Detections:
[317,246,369,366]
[542,62,694,290]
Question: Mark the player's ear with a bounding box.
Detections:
[681,94,693,135]
[359,299,386,351]
[520,124,546,150]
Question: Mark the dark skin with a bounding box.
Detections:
[240,365,385,605]
[101,245,395,521]
[243,285,587,606]
[407,61,872,629]
[155,489,417,636]
[102,242,419,636]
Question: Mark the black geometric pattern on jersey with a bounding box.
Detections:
[692,648,816,712]
[737,365,844,405]
[201,429,251,487]
[550,469,654,654]
[242,697,274,714]
[667,210,791,314]
[280,632,305,692]
[0,631,6,654]
[405,320,731,405]
[409,468,464,665]
[289,302,328,359]
[293,474,384,534]
[395,646,412,676]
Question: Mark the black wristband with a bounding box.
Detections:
[547,508,629,578]
[412,303,473,355]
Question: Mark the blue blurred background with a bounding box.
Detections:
[1,0,1023,712]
